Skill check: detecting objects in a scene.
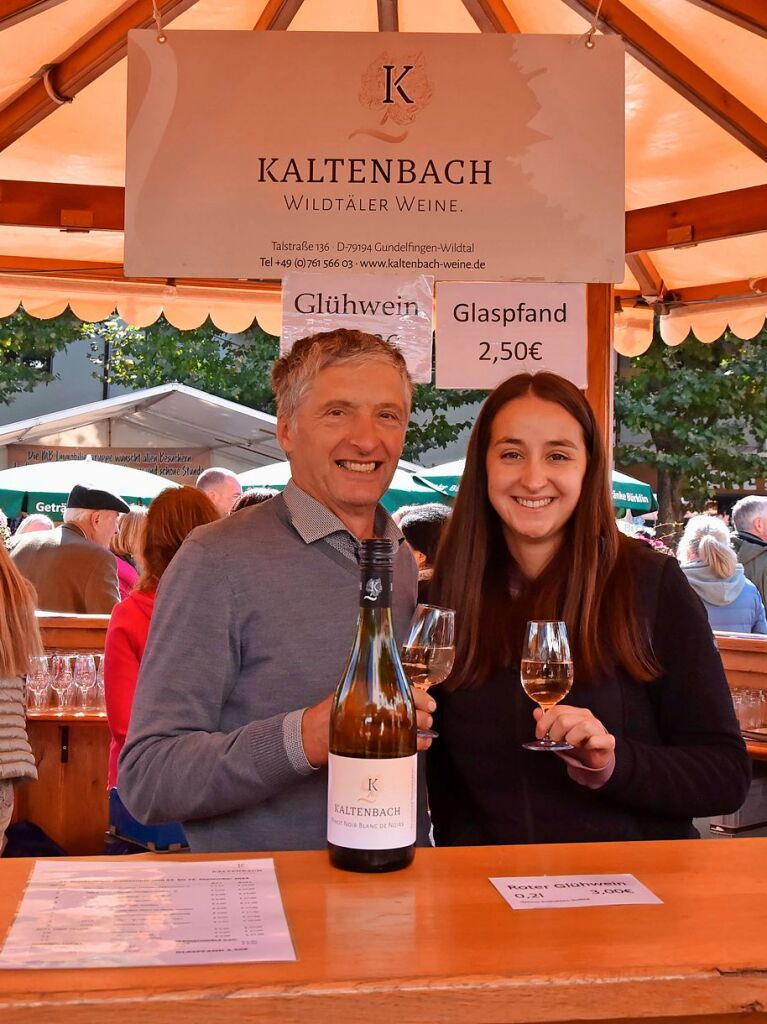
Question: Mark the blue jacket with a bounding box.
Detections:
[682,562,767,634]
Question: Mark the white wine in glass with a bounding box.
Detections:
[520,620,573,752]
[400,604,455,739]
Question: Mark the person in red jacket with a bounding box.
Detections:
[104,487,220,789]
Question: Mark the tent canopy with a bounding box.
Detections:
[0,454,180,518]
[0,0,763,353]
[0,382,284,472]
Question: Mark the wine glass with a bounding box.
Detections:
[520,620,574,752]
[26,655,50,711]
[400,604,455,739]
[49,654,73,715]
[72,654,97,715]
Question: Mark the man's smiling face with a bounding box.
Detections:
[277,359,409,536]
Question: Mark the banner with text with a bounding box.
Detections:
[281,274,433,383]
[7,446,210,484]
[435,282,587,389]
[125,32,624,282]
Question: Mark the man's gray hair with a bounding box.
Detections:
[271,328,413,423]
[732,495,767,534]
[196,467,240,491]
[63,508,93,525]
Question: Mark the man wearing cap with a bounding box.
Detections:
[12,485,129,614]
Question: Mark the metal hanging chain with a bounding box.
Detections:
[152,0,167,44]
[584,0,605,48]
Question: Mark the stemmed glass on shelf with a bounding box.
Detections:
[400,604,455,739]
[26,655,50,711]
[72,654,97,715]
[520,620,574,751]
[49,654,73,715]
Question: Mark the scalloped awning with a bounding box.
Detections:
[0,0,764,359]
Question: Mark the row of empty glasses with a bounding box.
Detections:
[26,653,106,716]
[731,688,766,733]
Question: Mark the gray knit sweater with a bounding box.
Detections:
[0,676,37,783]
[119,494,424,853]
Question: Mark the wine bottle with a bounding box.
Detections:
[328,539,417,873]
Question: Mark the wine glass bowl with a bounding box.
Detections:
[520,620,574,752]
[400,604,455,739]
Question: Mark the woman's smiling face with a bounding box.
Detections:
[485,393,588,576]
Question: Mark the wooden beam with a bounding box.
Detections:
[0,255,282,294]
[625,183,767,253]
[585,284,615,457]
[3,179,764,257]
[460,0,521,33]
[254,0,305,31]
[682,0,767,39]
[619,279,767,306]
[0,0,199,155]
[377,0,399,33]
[559,0,767,162]
[0,0,66,31]
[0,180,124,230]
[625,252,666,302]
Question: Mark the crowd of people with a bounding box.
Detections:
[1,327,765,855]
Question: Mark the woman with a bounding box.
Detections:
[427,372,750,845]
[0,542,40,853]
[109,506,147,600]
[104,487,220,789]
[678,515,767,634]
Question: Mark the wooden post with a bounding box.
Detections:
[585,283,615,464]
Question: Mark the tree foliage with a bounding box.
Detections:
[0,308,81,405]
[614,325,767,538]
[86,316,479,461]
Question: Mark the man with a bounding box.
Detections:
[12,485,128,613]
[195,467,243,516]
[731,495,767,607]
[119,329,434,852]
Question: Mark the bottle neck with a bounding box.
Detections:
[358,565,393,611]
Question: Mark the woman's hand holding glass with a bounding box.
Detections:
[401,604,455,741]
[533,705,615,769]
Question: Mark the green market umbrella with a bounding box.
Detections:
[414,460,657,513]
[0,456,180,520]
[239,462,449,514]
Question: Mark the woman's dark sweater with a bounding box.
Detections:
[427,545,751,845]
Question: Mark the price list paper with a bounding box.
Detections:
[0,859,296,969]
[490,874,663,911]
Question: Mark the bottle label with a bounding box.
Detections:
[359,571,392,608]
[327,753,417,850]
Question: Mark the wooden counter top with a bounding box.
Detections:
[1,840,766,1024]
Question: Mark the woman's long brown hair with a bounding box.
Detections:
[0,542,42,677]
[136,487,221,593]
[429,373,658,688]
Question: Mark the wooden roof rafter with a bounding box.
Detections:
[4,179,764,256]
[253,0,306,31]
[0,0,66,31]
[625,253,666,303]
[625,183,767,253]
[377,0,399,33]
[0,0,200,155]
[681,0,767,39]
[559,0,767,162]
[460,0,520,33]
